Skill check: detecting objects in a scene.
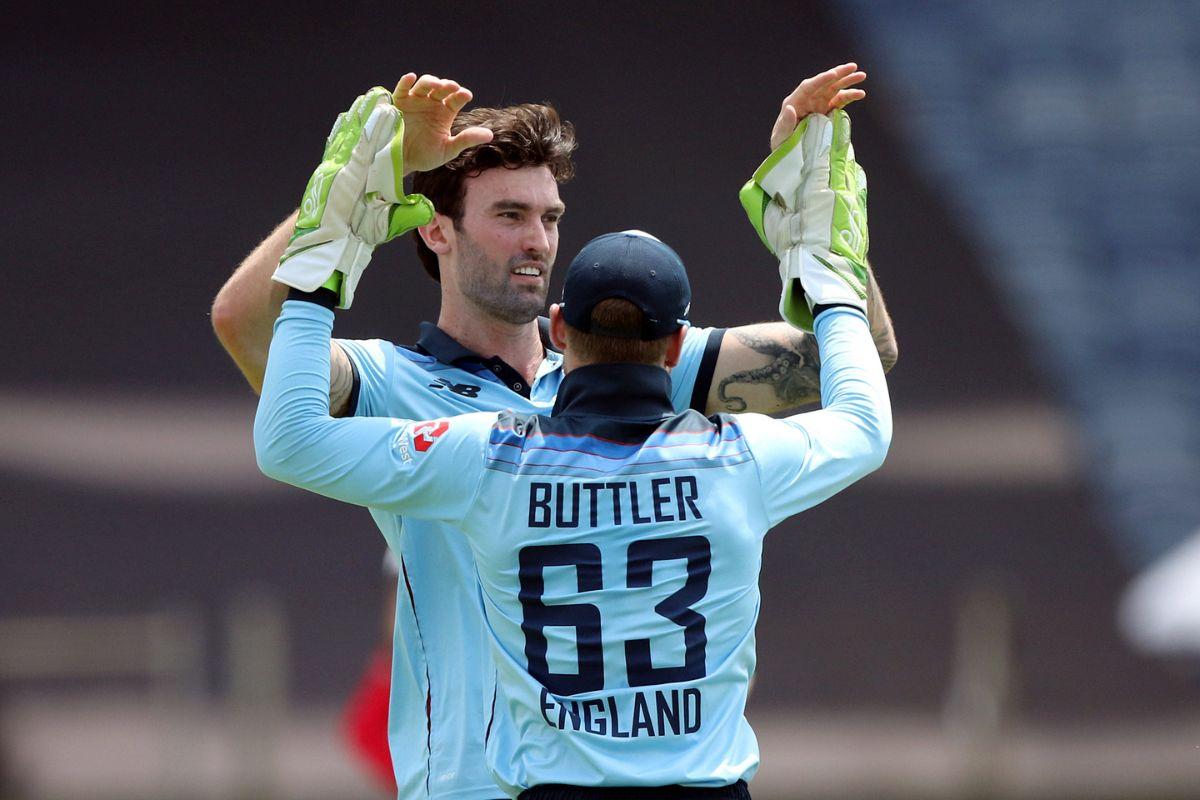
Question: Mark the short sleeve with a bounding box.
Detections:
[669,326,725,413]
[256,300,494,525]
[334,338,392,417]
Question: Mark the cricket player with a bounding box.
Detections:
[216,66,895,798]
[255,192,891,795]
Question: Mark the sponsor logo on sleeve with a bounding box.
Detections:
[412,420,450,453]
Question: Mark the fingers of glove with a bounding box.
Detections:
[827,111,868,261]
[828,111,863,201]
[830,109,852,159]
[322,88,389,163]
[297,93,389,230]
[322,112,348,159]
[360,105,402,176]
[385,197,435,241]
[854,163,868,210]
[363,107,405,201]
[753,114,816,204]
[351,87,393,124]
[349,194,434,245]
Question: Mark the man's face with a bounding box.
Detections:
[446,165,565,324]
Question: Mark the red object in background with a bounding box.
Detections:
[342,646,396,794]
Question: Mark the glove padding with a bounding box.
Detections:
[274,87,435,309]
[739,109,869,331]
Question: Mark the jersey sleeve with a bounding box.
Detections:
[669,326,725,413]
[334,337,391,417]
[737,308,892,528]
[255,299,491,525]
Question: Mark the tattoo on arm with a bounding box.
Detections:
[717,328,822,412]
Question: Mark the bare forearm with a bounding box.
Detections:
[213,212,357,415]
[211,211,297,392]
[706,267,897,416]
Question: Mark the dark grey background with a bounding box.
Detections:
[4,1,1193,719]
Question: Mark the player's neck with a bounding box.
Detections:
[436,306,545,384]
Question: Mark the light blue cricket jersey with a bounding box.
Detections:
[332,319,721,799]
[256,301,891,798]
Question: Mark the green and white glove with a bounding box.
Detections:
[274,87,435,309]
[739,108,869,331]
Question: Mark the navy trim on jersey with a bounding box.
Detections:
[689,327,726,413]
[485,412,751,478]
[398,555,434,795]
[551,364,675,420]
[412,321,548,399]
[484,683,498,747]
[285,287,362,415]
[487,364,751,477]
[344,353,361,417]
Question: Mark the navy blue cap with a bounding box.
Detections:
[560,231,691,340]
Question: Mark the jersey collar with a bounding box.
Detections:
[551,363,675,420]
[414,319,560,399]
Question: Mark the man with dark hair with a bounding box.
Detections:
[410,103,577,282]
[255,226,891,798]
[214,67,895,799]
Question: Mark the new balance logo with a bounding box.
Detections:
[428,377,481,398]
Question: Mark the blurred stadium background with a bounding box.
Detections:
[4,1,1199,798]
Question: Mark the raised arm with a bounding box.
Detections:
[212,209,306,391]
[740,305,891,527]
[211,74,491,410]
[254,292,487,521]
[708,269,896,413]
[706,63,897,416]
[738,107,893,522]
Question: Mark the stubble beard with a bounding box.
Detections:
[455,230,551,325]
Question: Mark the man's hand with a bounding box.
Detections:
[742,70,870,331]
[213,73,491,400]
[393,73,494,174]
[769,63,866,150]
[273,87,432,308]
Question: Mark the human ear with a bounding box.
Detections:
[418,214,454,255]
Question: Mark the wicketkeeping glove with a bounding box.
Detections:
[273,87,435,309]
[739,109,869,331]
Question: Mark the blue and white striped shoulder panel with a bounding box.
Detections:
[484,411,752,478]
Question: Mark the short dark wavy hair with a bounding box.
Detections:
[412,103,577,281]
